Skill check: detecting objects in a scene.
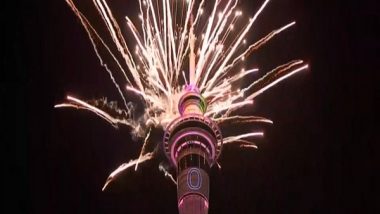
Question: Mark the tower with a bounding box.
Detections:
[163,85,223,214]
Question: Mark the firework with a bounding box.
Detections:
[56,0,308,192]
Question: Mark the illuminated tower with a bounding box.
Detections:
[163,85,223,214]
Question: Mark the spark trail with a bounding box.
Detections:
[56,0,308,189]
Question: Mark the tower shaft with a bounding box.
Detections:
[164,88,222,214]
[177,147,210,214]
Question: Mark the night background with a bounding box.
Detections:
[2,0,377,213]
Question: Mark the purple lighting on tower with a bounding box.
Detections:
[163,86,222,214]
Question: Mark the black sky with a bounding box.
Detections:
[2,0,377,213]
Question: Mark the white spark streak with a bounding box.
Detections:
[135,128,152,171]
[205,0,271,91]
[205,100,253,117]
[223,132,264,144]
[102,152,154,191]
[159,164,177,185]
[215,115,273,124]
[240,144,258,149]
[55,95,135,128]
[246,64,309,100]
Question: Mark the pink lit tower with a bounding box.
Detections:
[163,22,223,214]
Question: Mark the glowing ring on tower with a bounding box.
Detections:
[187,168,202,190]
[163,114,223,166]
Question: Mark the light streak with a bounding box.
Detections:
[246,63,309,100]
[223,132,264,143]
[135,128,152,171]
[102,152,154,191]
[55,95,135,128]
[214,115,273,124]
[159,164,177,185]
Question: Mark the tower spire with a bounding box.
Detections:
[189,15,196,85]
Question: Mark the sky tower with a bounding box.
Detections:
[163,85,222,214]
[163,23,222,214]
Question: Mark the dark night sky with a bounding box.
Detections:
[1,0,377,213]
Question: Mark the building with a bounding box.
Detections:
[163,85,223,214]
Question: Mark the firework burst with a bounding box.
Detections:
[56,0,308,189]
